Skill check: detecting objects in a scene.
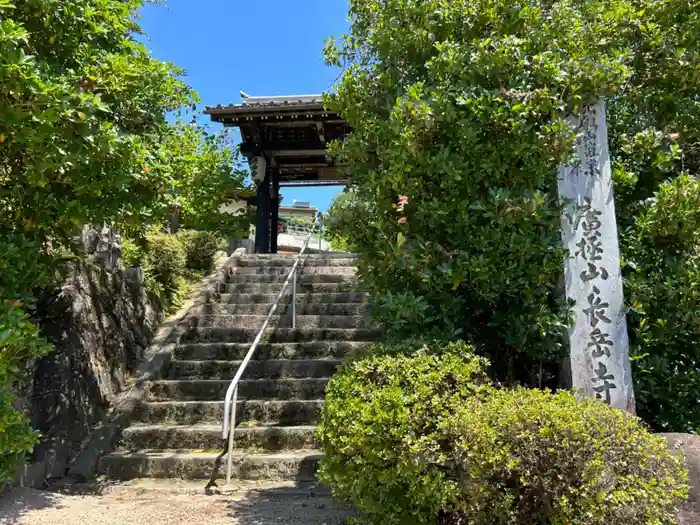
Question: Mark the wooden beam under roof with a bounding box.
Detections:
[280,181,346,187]
[270,149,328,157]
[239,141,325,156]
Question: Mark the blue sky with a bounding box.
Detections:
[139,0,349,212]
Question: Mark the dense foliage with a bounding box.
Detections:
[177,230,221,273]
[326,0,700,429]
[148,123,249,238]
[624,175,700,433]
[0,301,51,486]
[318,344,688,525]
[0,0,194,247]
[324,191,353,251]
[445,388,686,525]
[317,341,491,525]
[122,228,222,311]
[0,0,245,485]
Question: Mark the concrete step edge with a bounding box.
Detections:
[226,276,357,284]
[216,293,369,304]
[171,358,343,365]
[145,378,331,401]
[149,378,329,385]
[193,314,369,326]
[123,424,317,433]
[98,449,324,481]
[180,327,379,344]
[169,361,341,380]
[141,400,325,407]
[231,266,357,273]
[102,450,323,460]
[176,341,370,349]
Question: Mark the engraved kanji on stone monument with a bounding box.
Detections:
[557,101,636,413]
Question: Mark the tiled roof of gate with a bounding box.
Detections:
[204,94,325,114]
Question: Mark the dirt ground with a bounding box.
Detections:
[0,480,353,525]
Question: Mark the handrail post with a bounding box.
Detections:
[226,385,238,484]
[292,269,297,329]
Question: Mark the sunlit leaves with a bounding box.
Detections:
[0,0,246,485]
[325,0,700,410]
[0,0,197,248]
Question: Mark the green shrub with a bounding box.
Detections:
[623,175,700,433]
[166,275,191,314]
[317,341,491,525]
[0,302,52,488]
[0,234,55,486]
[177,230,220,273]
[371,291,446,342]
[627,254,700,433]
[319,346,688,525]
[144,231,186,302]
[122,230,187,306]
[121,238,146,269]
[443,388,688,525]
[217,236,229,253]
[122,230,205,310]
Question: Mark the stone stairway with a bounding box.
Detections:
[98,254,374,482]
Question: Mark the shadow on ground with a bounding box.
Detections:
[0,488,63,524]
[228,482,356,525]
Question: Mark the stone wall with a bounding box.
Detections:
[15,261,163,484]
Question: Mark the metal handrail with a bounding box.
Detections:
[221,212,323,483]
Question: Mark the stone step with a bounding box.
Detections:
[193,314,369,330]
[146,378,328,401]
[181,327,378,344]
[169,359,342,380]
[216,292,367,305]
[133,400,324,425]
[119,424,317,451]
[235,256,356,267]
[219,282,358,294]
[174,341,369,361]
[99,450,322,481]
[202,303,366,316]
[231,266,357,276]
[226,273,354,284]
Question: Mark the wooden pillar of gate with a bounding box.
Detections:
[270,169,280,254]
[254,170,271,254]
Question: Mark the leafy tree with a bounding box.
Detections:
[325,0,633,387]
[149,123,249,238]
[603,0,700,433]
[325,188,358,251]
[0,0,196,249]
[0,0,246,484]
[326,0,700,430]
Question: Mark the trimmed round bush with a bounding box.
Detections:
[144,231,186,296]
[443,388,688,525]
[317,341,491,525]
[318,344,688,525]
[178,230,220,272]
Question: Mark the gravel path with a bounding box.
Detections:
[0,481,353,525]
[3,481,697,525]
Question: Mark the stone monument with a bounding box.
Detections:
[557,101,636,413]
